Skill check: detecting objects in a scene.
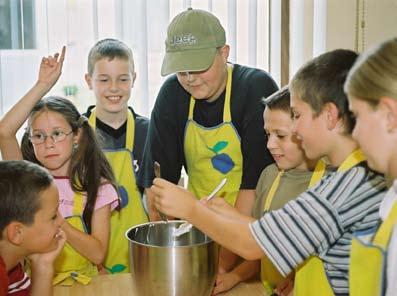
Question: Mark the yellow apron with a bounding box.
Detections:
[294,149,366,296]
[184,65,243,205]
[260,159,327,294]
[89,110,148,273]
[53,191,97,286]
[350,199,397,296]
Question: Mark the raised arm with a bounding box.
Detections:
[0,46,65,160]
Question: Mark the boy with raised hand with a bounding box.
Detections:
[0,160,66,296]
[151,49,388,296]
[84,38,148,274]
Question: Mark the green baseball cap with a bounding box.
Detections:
[161,8,226,76]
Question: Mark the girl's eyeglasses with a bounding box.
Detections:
[29,130,73,144]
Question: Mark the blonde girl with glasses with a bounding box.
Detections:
[0,47,119,285]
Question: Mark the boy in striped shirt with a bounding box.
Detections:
[0,161,66,296]
[151,49,387,296]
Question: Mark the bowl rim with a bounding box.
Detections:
[124,220,215,248]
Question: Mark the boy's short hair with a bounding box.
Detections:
[262,85,291,113]
[290,49,358,133]
[87,38,135,75]
[0,160,53,238]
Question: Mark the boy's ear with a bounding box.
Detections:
[6,222,25,245]
[85,74,93,90]
[219,45,230,63]
[379,97,397,132]
[323,102,340,130]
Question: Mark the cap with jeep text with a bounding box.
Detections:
[161,8,226,76]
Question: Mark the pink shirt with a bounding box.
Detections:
[54,177,119,218]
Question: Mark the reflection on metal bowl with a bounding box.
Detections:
[125,220,219,296]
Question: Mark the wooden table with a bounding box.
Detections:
[54,273,268,296]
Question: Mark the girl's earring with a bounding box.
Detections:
[73,143,79,151]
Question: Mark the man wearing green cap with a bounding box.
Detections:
[138,8,278,223]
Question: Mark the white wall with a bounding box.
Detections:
[290,0,397,79]
[327,0,397,53]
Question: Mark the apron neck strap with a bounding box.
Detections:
[72,186,85,216]
[265,158,328,211]
[88,108,134,151]
[374,201,397,246]
[264,170,284,211]
[188,64,233,122]
[337,149,366,173]
[309,159,327,187]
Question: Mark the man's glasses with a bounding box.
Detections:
[29,130,73,144]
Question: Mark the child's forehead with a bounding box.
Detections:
[94,56,132,68]
[264,108,294,128]
[264,107,291,118]
[30,110,70,128]
[290,94,315,111]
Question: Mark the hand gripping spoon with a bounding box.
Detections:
[172,178,227,238]
[154,161,168,222]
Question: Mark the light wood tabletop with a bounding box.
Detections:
[54,273,268,296]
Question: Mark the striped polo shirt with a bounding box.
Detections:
[249,164,387,295]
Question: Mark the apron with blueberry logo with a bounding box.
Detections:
[89,109,148,274]
[184,65,242,205]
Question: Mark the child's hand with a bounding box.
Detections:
[37,46,66,90]
[151,178,197,220]
[28,229,66,268]
[205,197,242,220]
[212,272,241,295]
[274,276,294,296]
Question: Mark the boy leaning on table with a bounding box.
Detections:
[151,49,388,296]
[0,160,66,296]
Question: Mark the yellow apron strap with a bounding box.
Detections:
[188,97,195,120]
[88,108,134,151]
[88,109,96,129]
[125,111,134,151]
[264,158,327,212]
[374,201,397,245]
[72,190,84,216]
[188,64,233,122]
[350,201,397,296]
[263,171,284,211]
[350,235,385,296]
[337,149,366,172]
[223,64,233,122]
[309,159,327,187]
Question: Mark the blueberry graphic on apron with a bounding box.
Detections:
[105,263,126,274]
[208,141,235,174]
[118,185,129,208]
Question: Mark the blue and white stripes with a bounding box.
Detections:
[250,165,387,295]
